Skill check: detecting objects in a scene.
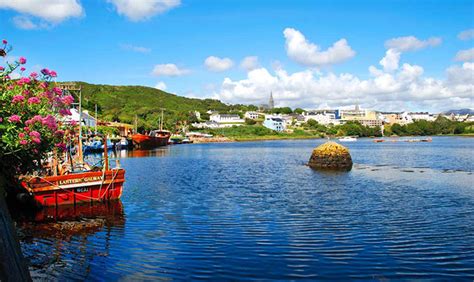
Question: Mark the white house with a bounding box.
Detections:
[409,112,434,121]
[303,110,338,125]
[63,108,97,127]
[210,113,245,124]
[263,116,286,131]
[244,111,260,120]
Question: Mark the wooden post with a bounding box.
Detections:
[103,136,109,171]
[0,175,31,281]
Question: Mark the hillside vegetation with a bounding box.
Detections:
[73,82,254,130]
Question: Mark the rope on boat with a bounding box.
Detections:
[35,168,122,202]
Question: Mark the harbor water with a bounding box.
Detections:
[16,137,474,280]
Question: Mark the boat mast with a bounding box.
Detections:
[95,104,98,135]
[160,108,164,131]
[77,85,83,164]
[134,114,138,133]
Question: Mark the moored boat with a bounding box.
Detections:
[132,130,171,149]
[338,136,357,142]
[21,168,125,207]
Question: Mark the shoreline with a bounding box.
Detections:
[189,134,474,144]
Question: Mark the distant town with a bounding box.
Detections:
[190,93,474,133]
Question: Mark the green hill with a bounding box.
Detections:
[71,82,251,130]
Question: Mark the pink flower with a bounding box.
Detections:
[23,126,30,132]
[0,66,4,71]
[39,82,48,89]
[59,108,72,116]
[8,115,21,123]
[0,117,3,122]
[30,72,38,78]
[52,87,62,95]
[18,57,27,65]
[40,68,50,76]
[49,70,57,77]
[54,130,65,137]
[17,77,31,86]
[55,143,66,151]
[2,39,7,45]
[42,115,57,130]
[27,97,40,104]
[29,131,41,139]
[12,95,25,103]
[31,137,41,144]
[20,67,26,72]
[19,140,28,145]
[18,132,25,139]
[61,95,74,105]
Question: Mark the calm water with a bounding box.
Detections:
[16,137,474,280]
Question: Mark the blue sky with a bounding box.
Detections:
[1,0,473,111]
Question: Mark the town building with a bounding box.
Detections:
[209,113,245,124]
[303,110,339,125]
[263,116,285,131]
[380,112,413,125]
[244,111,261,120]
[64,108,97,127]
[409,112,434,121]
[337,106,383,127]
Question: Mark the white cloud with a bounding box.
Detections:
[240,56,259,71]
[12,15,44,30]
[152,64,190,76]
[379,48,401,72]
[213,51,474,112]
[120,44,151,53]
[155,81,167,90]
[454,48,474,62]
[107,0,180,21]
[384,36,442,52]
[458,29,474,41]
[0,0,83,25]
[204,56,234,72]
[283,27,355,66]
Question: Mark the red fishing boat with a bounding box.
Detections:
[21,130,125,207]
[131,110,170,149]
[132,130,171,149]
[21,167,125,207]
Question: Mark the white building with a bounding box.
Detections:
[209,113,245,124]
[63,108,97,127]
[192,121,243,129]
[263,116,286,131]
[244,111,260,120]
[303,110,338,125]
[409,112,434,121]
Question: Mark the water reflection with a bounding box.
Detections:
[16,201,125,280]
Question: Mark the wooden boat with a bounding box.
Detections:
[338,136,357,142]
[132,130,170,149]
[21,168,125,207]
[373,139,385,143]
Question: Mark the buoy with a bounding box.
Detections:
[308,141,353,171]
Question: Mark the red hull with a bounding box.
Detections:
[21,169,125,207]
[132,133,170,148]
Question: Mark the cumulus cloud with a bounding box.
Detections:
[379,49,401,72]
[0,0,83,27]
[240,56,260,71]
[107,0,180,21]
[204,56,234,72]
[120,43,151,53]
[454,48,474,62]
[213,51,473,112]
[283,28,355,67]
[155,81,167,90]
[384,36,442,52]
[458,29,474,41]
[152,64,190,76]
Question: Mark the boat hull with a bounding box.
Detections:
[132,133,170,149]
[21,169,125,207]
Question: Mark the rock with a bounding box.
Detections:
[308,141,353,171]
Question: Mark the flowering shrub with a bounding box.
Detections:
[0,39,74,177]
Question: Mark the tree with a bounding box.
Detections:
[293,108,305,114]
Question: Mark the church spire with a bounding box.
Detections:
[269,92,274,109]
